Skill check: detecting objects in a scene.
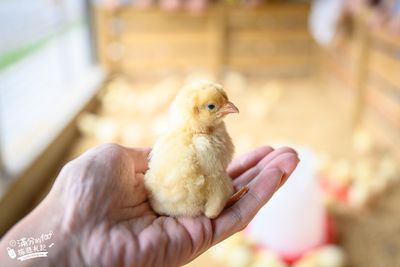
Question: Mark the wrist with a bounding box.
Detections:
[39,191,85,266]
[0,194,83,266]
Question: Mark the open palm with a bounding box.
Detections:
[46,144,298,267]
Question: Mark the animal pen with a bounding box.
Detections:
[0,1,399,267]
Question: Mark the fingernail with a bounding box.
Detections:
[271,168,285,193]
[277,157,300,189]
[281,155,300,174]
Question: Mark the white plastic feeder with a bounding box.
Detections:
[246,147,327,261]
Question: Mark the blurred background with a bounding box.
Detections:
[0,0,399,266]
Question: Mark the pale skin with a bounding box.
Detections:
[0,143,299,267]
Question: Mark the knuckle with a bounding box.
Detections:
[60,159,78,174]
[231,206,243,225]
[260,145,274,152]
[248,190,262,206]
[279,146,297,155]
[96,143,125,161]
[97,143,123,154]
[61,143,126,176]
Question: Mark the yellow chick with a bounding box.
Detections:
[144,80,239,218]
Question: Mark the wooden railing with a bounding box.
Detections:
[94,3,315,78]
[365,28,400,158]
[322,11,400,159]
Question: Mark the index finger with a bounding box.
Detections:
[213,153,299,244]
[227,146,274,179]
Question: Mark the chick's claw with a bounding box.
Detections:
[225,186,249,209]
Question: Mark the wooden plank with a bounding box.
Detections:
[322,56,354,88]
[120,32,211,44]
[322,37,357,73]
[94,3,315,76]
[369,49,400,88]
[351,11,369,127]
[116,5,214,18]
[94,8,116,70]
[228,16,308,31]
[229,41,313,57]
[370,28,400,48]
[229,29,312,42]
[337,38,358,63]
[364,108,400,160]
[367,85,400,129]
[226,65,313,78]
[208,5,227,77]
[228,4,309,30]
[121,57,213,72]
[121,46,213,60]
[117,8,212,32]
[228,55,313,68]
[228,29,314,57]
[228,3,310,17]
[368,72,400,95]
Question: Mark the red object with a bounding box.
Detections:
[319,173,350,203]
[252,215,337,265]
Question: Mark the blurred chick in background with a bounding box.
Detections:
[145,81,239,218]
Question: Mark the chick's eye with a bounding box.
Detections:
[207,104,216,110]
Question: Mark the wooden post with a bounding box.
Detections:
[94,7,124,75]
[351,9,370,128]
[209,4,227,80]
[0,134,9,181]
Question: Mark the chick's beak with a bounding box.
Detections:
[219,101,239,117]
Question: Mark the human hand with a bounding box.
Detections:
[0,144,298,267]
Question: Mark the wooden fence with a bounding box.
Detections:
[94,3,315,78]
[95,4,399,157]
[365,28,400,158]
[322,12,400,159]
